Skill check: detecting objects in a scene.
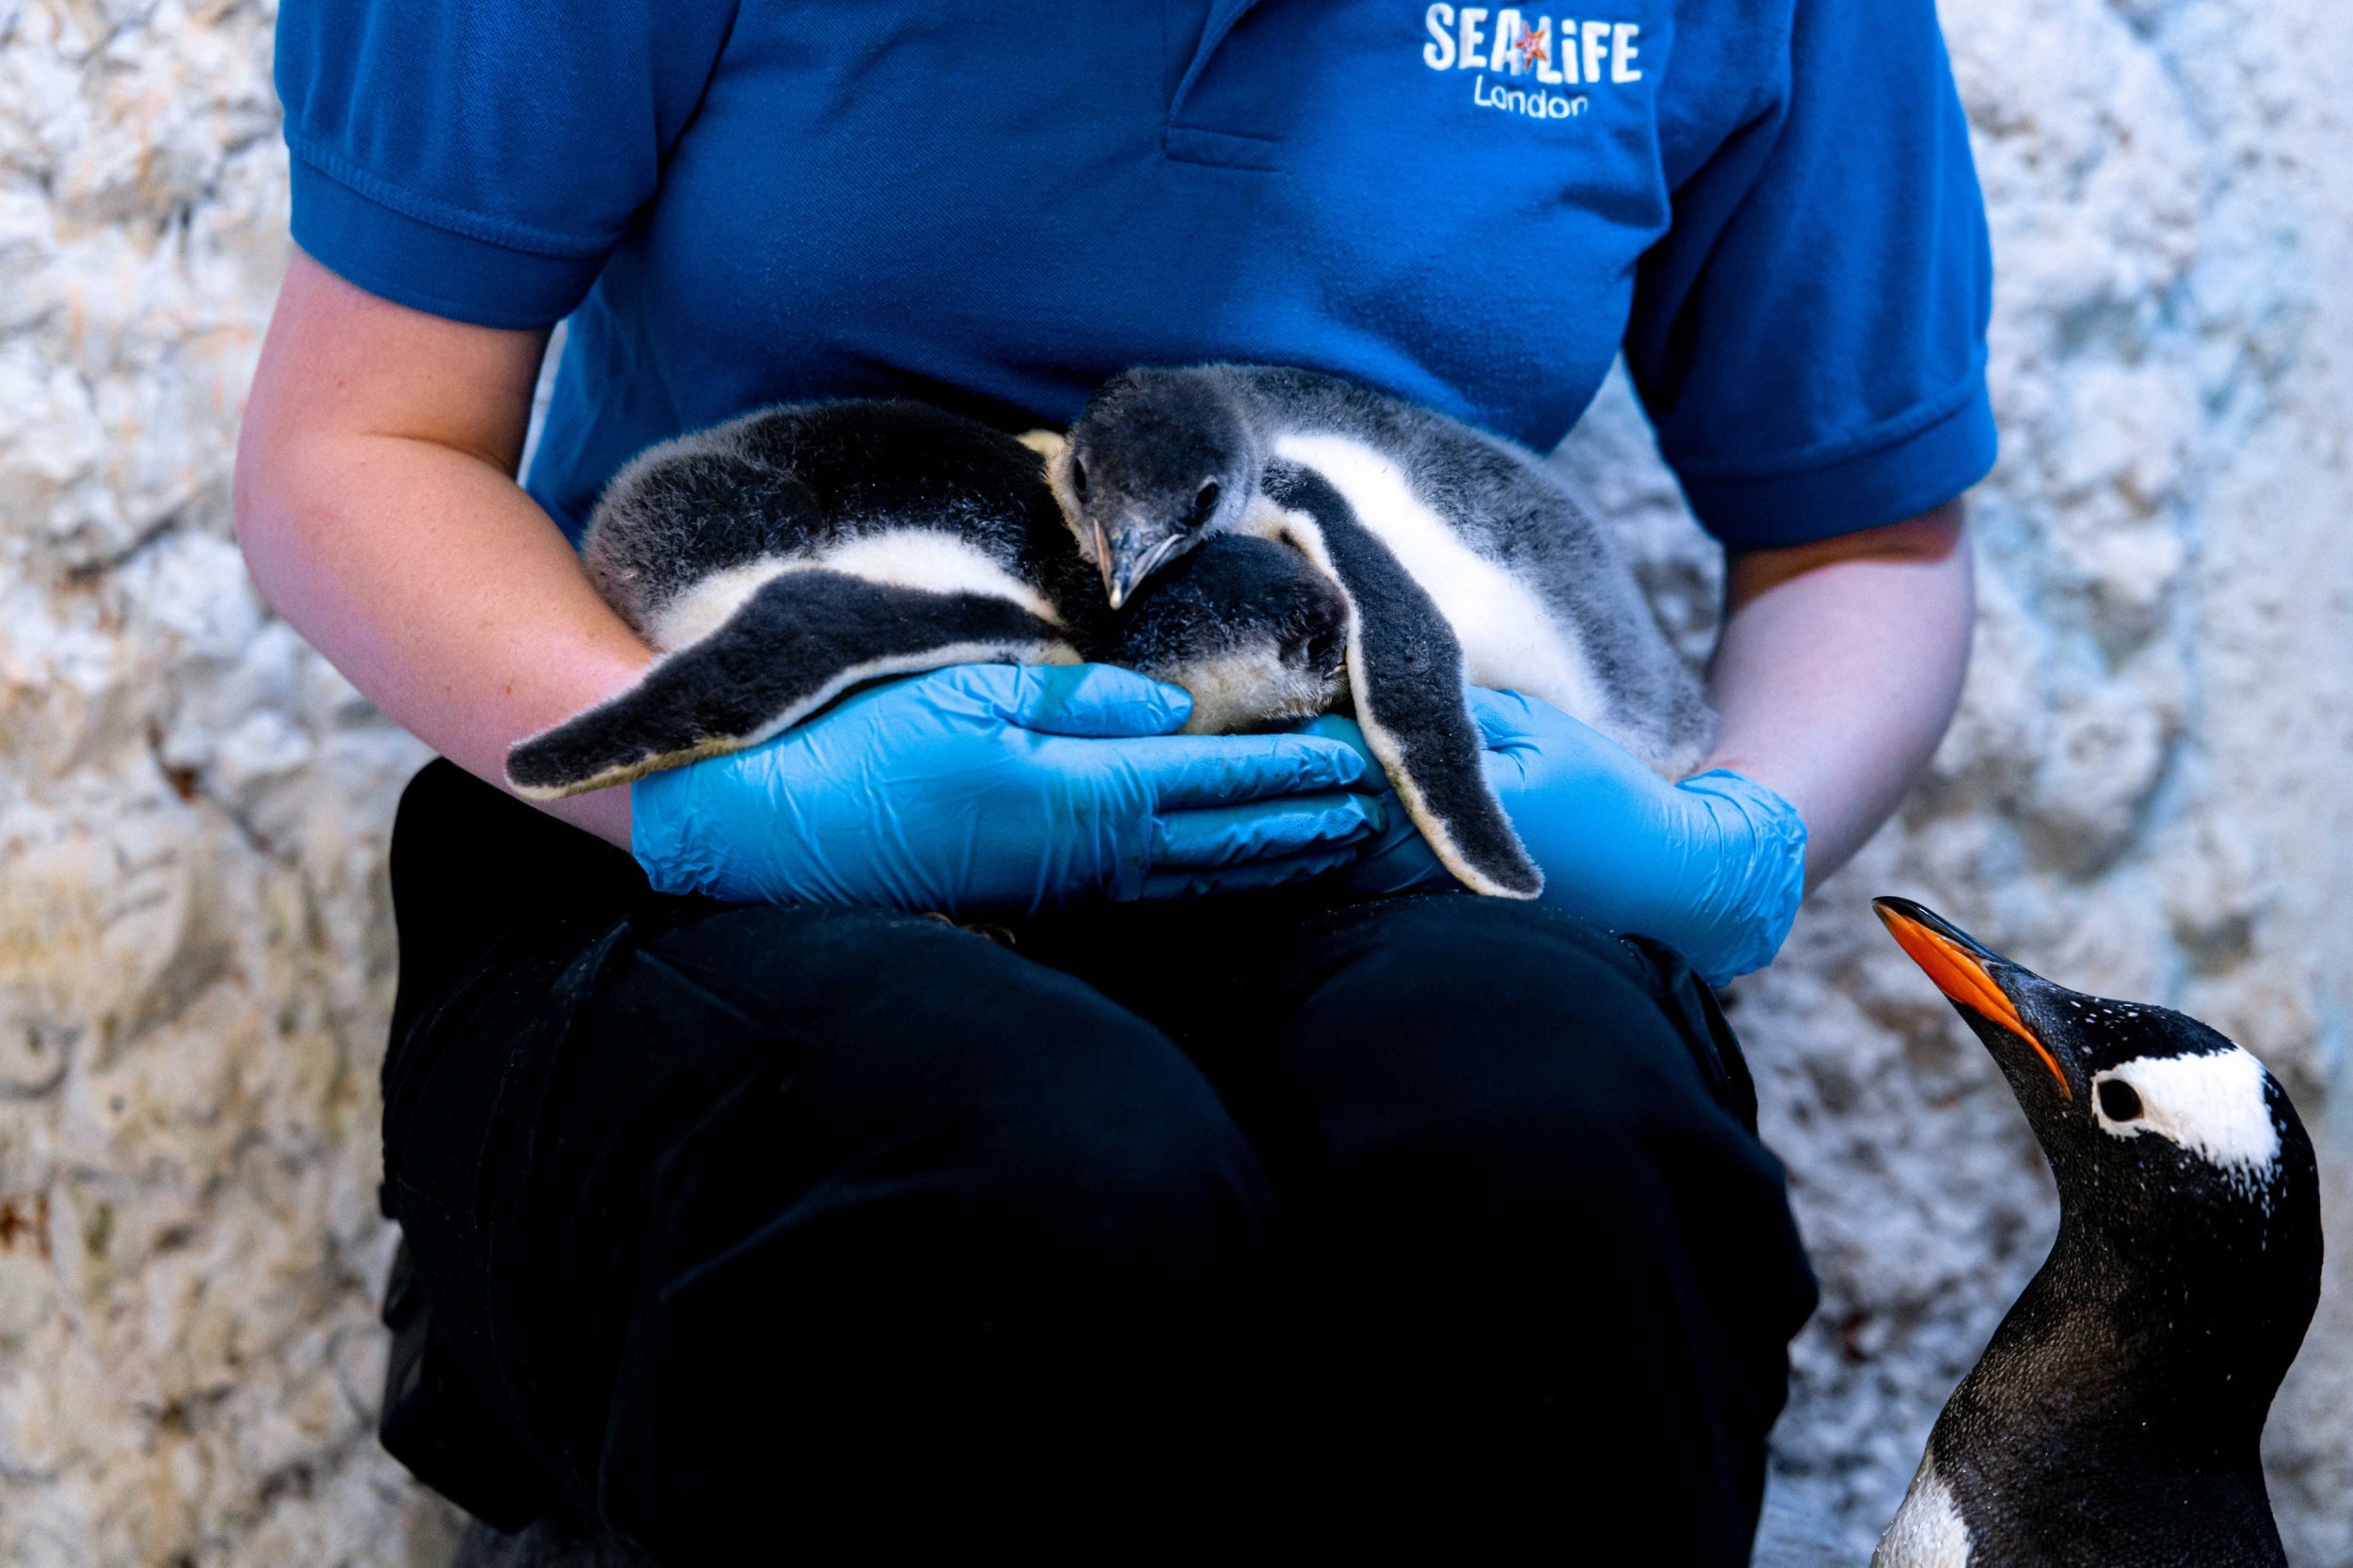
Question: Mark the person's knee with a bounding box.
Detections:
[624,903,1273,1295]
[1275,898,1812,1527]
[579,905,1277,1523]
[1286,898,1726,1203]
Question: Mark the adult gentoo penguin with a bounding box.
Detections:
[1868,897,2323,1568]
[1050,363,1715,779]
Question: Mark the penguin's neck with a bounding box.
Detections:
[1949,1210,2279,1461]
[1929,1237,2282,1562]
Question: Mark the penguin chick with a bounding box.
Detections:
[1870,898,2323,1568]
[1053,363,1713,776]
[583,398,1093,654]
[1101,533,1349,735]
[505,402,1356,797]
[507,400,1092,798]
[505,397,1529,902]
[1051,369,1261,609]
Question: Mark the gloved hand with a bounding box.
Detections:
[632,662,1384,918]
[1317,689,1807,984]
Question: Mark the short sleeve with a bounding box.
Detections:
[275,0,741,329]
[1624,0,1995,549]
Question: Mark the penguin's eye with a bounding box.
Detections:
[2097,1079,2144,1122]
[1070,458,1089,504]
[1191,479,1222,526]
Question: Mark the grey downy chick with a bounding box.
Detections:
[1096,529,1348,736]
[503,400,1352,799]
[1052,363,1714,777]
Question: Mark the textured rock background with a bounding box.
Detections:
[1558,0,2353,1559]
[0,0,2345,1562]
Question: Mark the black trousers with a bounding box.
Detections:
[379,760,1816,1564]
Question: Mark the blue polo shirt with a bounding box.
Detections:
[277,0,1994,548]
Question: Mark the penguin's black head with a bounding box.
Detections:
[1099,534,1348,733]
[1056,368,1260,610]
[1874,897,2322,1394]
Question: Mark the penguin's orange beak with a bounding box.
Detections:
[1873,898,2073,1100]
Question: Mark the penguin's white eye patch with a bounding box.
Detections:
[2090,1048,2280,1176]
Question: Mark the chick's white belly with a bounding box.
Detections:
[648,559,793,651]
[1269,433,1610,725]
[644,530,1059,653]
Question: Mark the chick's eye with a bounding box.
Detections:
[2097,1079,2144,1122]
[1070,458,1089,504]
[1191,479,1221,525]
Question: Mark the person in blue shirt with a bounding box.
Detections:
[237,1,1990,1560]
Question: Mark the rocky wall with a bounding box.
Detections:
[0,0,2347,1562]
[1559,0,2353,1557]
[0,1,452,1560]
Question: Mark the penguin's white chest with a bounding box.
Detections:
[1872,1458,1973,1568]
[1267,433,1609,725]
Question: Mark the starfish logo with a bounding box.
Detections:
[1514,19,1550,72]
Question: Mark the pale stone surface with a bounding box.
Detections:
[1561,1,2353,1558]
[0,2,454,1561]
[0,0,2346,1562]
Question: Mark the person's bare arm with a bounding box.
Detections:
[234,252,651,847]
[1701,502,1973,889]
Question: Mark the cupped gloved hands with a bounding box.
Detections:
[1315,688,1808,984]
[630,662,1385,918]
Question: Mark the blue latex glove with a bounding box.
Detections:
[1318,689,1807,984]
[632,662,1384,917]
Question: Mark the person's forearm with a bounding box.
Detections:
[234,255,651,847]
[1700,502,1973,889]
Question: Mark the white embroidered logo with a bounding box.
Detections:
[1420,5,1641,123]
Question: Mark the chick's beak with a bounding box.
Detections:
[1873,897,2073,1100]
[1100,543,1131,610]
[1100,525,1185,611]
[1088,519,1115,592]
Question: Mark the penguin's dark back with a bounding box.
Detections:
[1931,1432,2281,1566]
[583,400,1091,637]
[728,403,1067,565]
